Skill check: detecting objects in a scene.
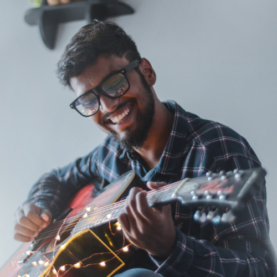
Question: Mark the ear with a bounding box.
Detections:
[138,58,156,86]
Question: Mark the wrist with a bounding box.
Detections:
[151,228,177,260]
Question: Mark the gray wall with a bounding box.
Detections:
[1,0,276,268]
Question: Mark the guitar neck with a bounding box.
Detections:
[73,181,180,234]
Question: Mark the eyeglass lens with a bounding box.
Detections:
[75,72,129,116]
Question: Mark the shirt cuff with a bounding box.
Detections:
[150,228,195,277]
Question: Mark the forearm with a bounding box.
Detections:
[23,149,101,218]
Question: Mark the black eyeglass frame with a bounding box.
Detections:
[69,59,140,117]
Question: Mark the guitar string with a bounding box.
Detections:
[34,189,174,243]
[33,184,178,242]
[36,185,175,239]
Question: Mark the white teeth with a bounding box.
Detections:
[110,108,130,124]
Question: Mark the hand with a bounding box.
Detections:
[14,203,52,242]
[118,182,176,259]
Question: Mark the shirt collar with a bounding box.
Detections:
[119,101,189,177]
[155,100,189,175]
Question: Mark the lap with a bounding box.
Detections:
[114,268,163,277]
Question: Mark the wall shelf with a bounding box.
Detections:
[24,0,134,50]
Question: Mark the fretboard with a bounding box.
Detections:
[73,181,180,234]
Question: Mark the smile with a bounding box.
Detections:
[110,106,131,124]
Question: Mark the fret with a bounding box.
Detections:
[73,182,180,234]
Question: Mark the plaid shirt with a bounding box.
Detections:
[27,101,275,277]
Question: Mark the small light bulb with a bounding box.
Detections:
[56,235,61,241]
[86,207,91,212]
[26,250,32,256]
[100,261,106,267]
[32,261,37,266]
[74,262,81,268]
[52,268,57,274]
[44,261,49,267]
[116,226,122,231]
[107,214,112,219]
[60,265,66,271]
[38,260,44,265]
[60,244,65,249]
[83,213,88,218]
[122,246,129,252]
[94,207,98,210]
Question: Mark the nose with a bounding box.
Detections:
[99,94,119,113]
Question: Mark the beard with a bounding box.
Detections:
[109,70,155,152]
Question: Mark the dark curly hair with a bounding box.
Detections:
[57,20,141,88]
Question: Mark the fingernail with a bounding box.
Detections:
[34,232,39,236]
[41,214,49,222]
[42,223,47,228]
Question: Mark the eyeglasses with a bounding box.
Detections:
[70,60,140,117]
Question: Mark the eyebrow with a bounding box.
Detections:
[83,68,123,95]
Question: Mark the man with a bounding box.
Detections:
[14,21,275,276]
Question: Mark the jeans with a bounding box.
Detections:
[114,268,163,277]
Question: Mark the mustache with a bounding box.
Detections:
[100,99,135,124]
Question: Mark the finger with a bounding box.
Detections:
[16,214,40,232]
[147,181,167,190]
[23,205,46,228]
[136,191,153,221]
[14,233,35,242]
[40,209,52,227]
[126,188,146,223]
[14,223,39,237]
[118,213,130,232]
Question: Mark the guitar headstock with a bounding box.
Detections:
[172,167,266,225]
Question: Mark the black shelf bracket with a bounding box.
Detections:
[24,0,134,50]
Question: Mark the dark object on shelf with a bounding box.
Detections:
[24,0,134,50]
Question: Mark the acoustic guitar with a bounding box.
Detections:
[0,167,266,277]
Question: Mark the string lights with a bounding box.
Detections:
[16,183,177,277]
[74,262,81,268]
[99,261,106,267]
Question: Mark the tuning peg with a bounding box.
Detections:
[193,210,201,221]
[234,173,241,181]
[191,191,199,201]
[221,175,227,181]
[204,190,212,200]
[206,171,212,177]
[219,170,225,176]
[207,210,215,221]
[199,212,207,223]
[221,211,236,223]
[233,169,239,174]
[212,215,221,225]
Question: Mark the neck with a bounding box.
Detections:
[134,97,174,171]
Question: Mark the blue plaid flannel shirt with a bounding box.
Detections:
[26,101,275,276]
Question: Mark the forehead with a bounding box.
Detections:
[70,55,129,96]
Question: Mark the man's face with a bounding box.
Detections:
[70,55,155,151]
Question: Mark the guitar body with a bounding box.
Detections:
[1,171,154,277]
